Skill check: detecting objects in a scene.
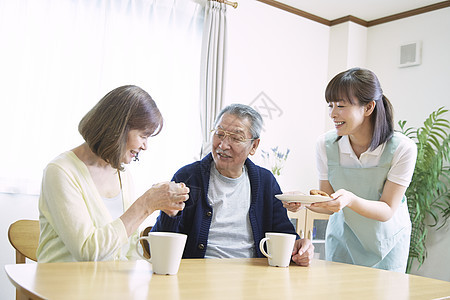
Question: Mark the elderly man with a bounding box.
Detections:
[152,104,314,266]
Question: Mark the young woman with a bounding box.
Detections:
[285,68,417,272]
[37,85,189,262]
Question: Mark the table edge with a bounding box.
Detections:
[4,264,47,300]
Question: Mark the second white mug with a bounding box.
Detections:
[259,232,296,267]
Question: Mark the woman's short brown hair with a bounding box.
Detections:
[78,85,163,170]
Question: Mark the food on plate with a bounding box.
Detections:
[309,189,332,198]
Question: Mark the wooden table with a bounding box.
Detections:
[5,258,450,299]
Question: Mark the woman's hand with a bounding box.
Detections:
[310,189,354,213]
[120,182,189,236]
[142,181,189,216]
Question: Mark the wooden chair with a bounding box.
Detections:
[8,219,40,300]
[288,210,306,238]
[139,226,152,259]
[8,219,40,263]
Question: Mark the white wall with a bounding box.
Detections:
[328,22,367,79]
[225,0,330,192]
[366,7,450,281]
[366,8,450,130]
[327,21,367,131]
[225,1,450,281]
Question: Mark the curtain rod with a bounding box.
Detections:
[213,0,238,8]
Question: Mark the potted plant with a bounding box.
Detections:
[398,106,450,273]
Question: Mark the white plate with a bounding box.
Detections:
[275,194,332,204]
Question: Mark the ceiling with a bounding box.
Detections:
[272,0,447,22]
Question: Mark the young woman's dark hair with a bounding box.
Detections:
[78,85,163,170]
[325,67,394,150]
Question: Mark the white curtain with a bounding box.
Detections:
[199,0,227,157]
[0,0,204,196]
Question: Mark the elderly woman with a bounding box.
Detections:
[152,103,314,266]
[37,85,189,262]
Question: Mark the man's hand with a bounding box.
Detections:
[291,238,314,266]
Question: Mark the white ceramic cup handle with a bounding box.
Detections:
[136,237,152,261]
[259,237,272,259]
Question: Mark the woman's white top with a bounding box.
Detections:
[315,131,417,187]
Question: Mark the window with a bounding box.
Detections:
[0,0,204,197]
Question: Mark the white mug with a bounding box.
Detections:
[136,232,187,275]
[259,232,296,267]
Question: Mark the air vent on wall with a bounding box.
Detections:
[399,41,422,68]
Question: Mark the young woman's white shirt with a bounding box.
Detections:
[316,131,417,188]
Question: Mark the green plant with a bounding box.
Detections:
[261,147,290,176]
[398,106,450,273]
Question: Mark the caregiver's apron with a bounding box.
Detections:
[325,131,411,272]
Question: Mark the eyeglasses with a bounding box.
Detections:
[211,128,255,144]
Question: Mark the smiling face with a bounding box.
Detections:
[328,98,375,138]
[212,113,260,178]
[122,129,149,164]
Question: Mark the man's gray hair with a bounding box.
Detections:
[214,103,263,139]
